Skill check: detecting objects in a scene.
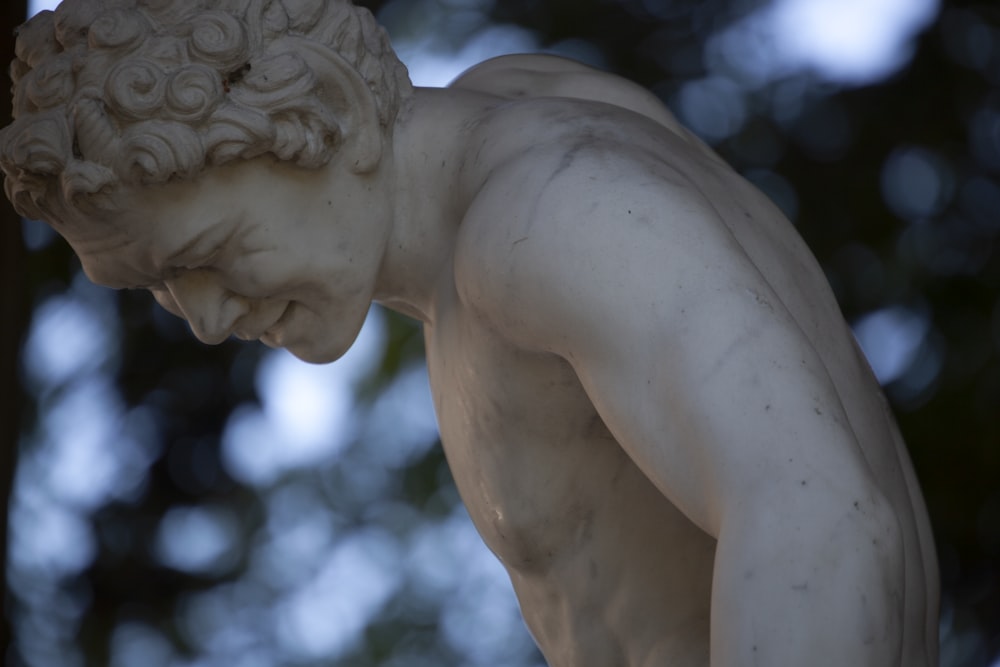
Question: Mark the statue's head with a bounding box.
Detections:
[0,0,413,224]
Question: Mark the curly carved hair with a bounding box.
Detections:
[0,0,413,221]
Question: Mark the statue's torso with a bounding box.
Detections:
[419,59,938,666]
[425,300,715,667]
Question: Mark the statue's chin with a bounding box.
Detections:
[289,346,344,365]
[267,335,350,365]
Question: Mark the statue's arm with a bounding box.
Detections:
[465,154,905,665]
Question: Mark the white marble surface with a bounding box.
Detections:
[0,2,939,665]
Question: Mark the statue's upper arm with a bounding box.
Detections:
[459,154,879,536]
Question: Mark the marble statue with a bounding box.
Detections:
[0,1,940,665]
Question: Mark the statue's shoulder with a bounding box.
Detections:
[450,54,689,137]
[451,54,722,164]
[451,121,713,350]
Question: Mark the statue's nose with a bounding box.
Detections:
[164,270,248,345]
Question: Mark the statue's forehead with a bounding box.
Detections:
[63,178,242,272]
[56,175,206,239]
[54,195,178,274]
[56,156,312,267]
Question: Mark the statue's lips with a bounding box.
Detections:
[234,302,292,342]
[259,302,294,345]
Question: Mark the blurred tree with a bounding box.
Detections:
[1,1,28,657]
[4,0,1000,666]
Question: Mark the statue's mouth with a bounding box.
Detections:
[232,301,292,342]
[259,301,294,344]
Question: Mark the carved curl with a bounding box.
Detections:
[204,103,276,164]
[165,64,225,123]
[0,110,72,220]
[283,0,325,32]
[22,55,75,110]
[0,0,414,222]
[120,120,205,183]
[188,10,250,72]
[13,12,60,69]
[2,111,71,177]
[88,7,149,50]
[105,58,168,120]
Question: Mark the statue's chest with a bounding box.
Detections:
[425,314,629,571]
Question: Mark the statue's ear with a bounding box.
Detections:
[294,40,383,174]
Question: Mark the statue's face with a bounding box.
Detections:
[62,157,392,364]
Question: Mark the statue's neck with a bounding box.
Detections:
[373,87,498,324]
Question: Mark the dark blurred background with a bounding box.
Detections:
[2,0,999,665]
